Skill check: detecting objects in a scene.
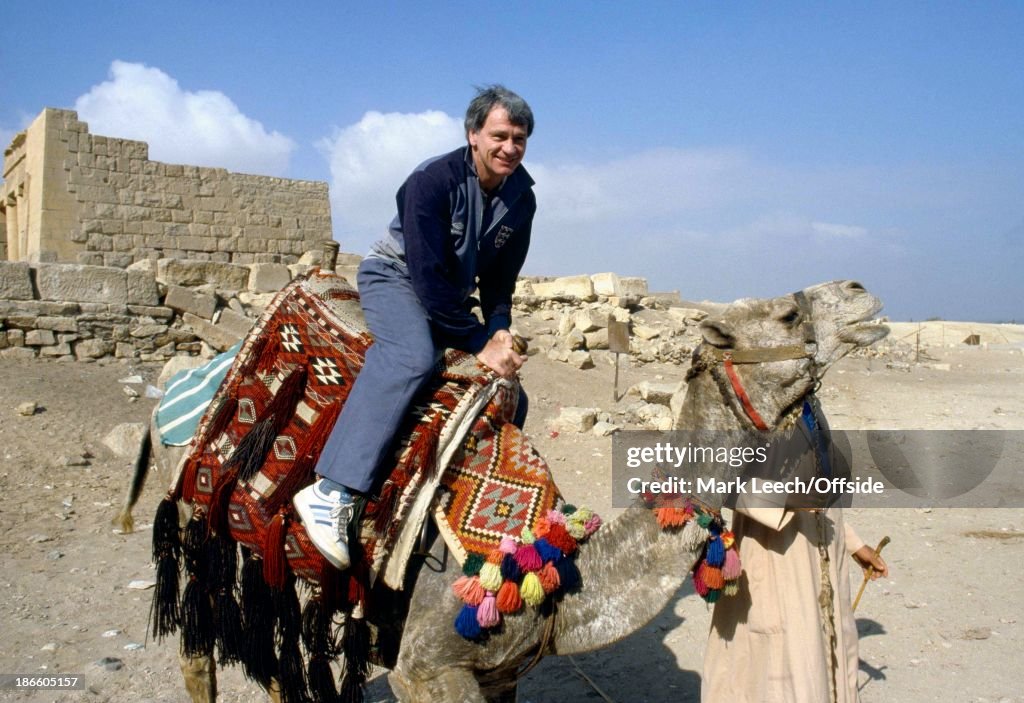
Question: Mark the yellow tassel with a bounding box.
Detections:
[478,562,503,592]
[520,572,545,606]
[722,530,735,549]
[565,519,586,540]
[724,581,739,597]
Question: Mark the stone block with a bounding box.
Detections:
[247,263,292,293]
[619,277,649,297]
[182,313,243,352]
[0,262,34,300]
[75,338,114,359]
[574,309,609,333]
[553,407,598,433]
[164,285,218,320]
[214,308,254,339]
[1,346,37,360]
[584,328,609,350]
[157,259,250,291]
[25,329,57,346]
[40,342,73,357]
[34,263,129,305]
[631,380,682,407]
[35,317,78,333]
[530,275,596,302]
[590,272,620,297]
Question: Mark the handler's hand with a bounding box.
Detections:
[476,330,527,379]
[852,545,889,579]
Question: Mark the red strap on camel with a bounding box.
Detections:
[722,353,770,431]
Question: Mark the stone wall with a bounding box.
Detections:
[2,108,332,267]
[0,258,330,362]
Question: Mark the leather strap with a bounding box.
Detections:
[723,354,770,431]
[706,344,810,364]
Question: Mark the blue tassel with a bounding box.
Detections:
[554,559,581,592]
[534,538,562,564]
[454,604,482,639]
[500,553,523,582]
[705,536,725,567]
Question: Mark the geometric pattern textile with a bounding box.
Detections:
[173,269,517,599]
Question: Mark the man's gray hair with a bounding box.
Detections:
[465,85,534,137]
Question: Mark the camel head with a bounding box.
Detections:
[686,280,889,431]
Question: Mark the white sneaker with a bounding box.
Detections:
[292,480,354,570]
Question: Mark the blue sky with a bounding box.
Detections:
[3,2,1022,321]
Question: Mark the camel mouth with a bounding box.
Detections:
[839,320,890,347]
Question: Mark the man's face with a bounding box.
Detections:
[468,106,528,190]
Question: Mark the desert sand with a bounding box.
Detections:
[1,315,1022,702]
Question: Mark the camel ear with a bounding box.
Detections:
[700,319,735,348]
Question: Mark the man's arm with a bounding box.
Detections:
[400,170,489,352]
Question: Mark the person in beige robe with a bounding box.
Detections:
[701,401,889,703]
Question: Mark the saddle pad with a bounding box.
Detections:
[435,412,562,565]
[177,270,518,596]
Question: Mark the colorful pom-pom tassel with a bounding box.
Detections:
[583,513,602,536]
[477,594,500,628]
[693,570,710,598]
[697,563,725,590]
[565,519,586,540]
[462,553,484,576]
[455,604,482,639]
[533,538,561,564]
[705,536,725,567]
[547,509,567,525]
[722,548,742,581]
[554,559,581,592]
[514,544,543,573]
[561,504,577,515]
[454,575,485,606]
[724,580,739,597]
[572,507,592,523]
[705,589,721,603]
[499,536,518,554]
[533,519,551,539]
[496,580,523,613]
[479,562,503,592]
[696,512,713,529]
[545,523,577,554]
[721,530,735,550]
[486,547,505,565]
[520,527,536,545]
[655,507,691,529]
[538,562,561,593]
[500,553,523,582]
[520,572,545,606]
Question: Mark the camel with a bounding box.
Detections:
[134,278,887,702]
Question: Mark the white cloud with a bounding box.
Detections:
[74,61,295,176]
[318,110,464,250]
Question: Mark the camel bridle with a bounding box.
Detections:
[700,290,818,431]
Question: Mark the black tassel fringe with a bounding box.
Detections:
[240,555,279,686]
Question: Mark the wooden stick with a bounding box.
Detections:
[852,536,890,612]
[569,656,618,703]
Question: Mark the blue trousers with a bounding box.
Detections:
[313,257,526,494]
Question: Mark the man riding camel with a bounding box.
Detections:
[294,85,536,569]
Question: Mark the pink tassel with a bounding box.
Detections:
[452,575,485,605]
[583,513,603,536]
[546,510,567,525]
[476,594,500,628]
[499,536,518,554]
[514,544,543,572]
[722,548,742,581]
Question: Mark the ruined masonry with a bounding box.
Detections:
[1,108,331,266]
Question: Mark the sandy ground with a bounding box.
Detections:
[1,320,1023,702]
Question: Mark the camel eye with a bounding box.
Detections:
[779,310,800,324]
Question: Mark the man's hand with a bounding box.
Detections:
[852,544,889,579]
[476,330,527,379]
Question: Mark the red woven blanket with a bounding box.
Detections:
[174,270,518,597]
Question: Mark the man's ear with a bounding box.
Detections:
[700,320,735,348]
[467,130,478,148]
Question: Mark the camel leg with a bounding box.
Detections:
[179,652,216,703]
[485,684,518,703]
[389,667,486,703]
